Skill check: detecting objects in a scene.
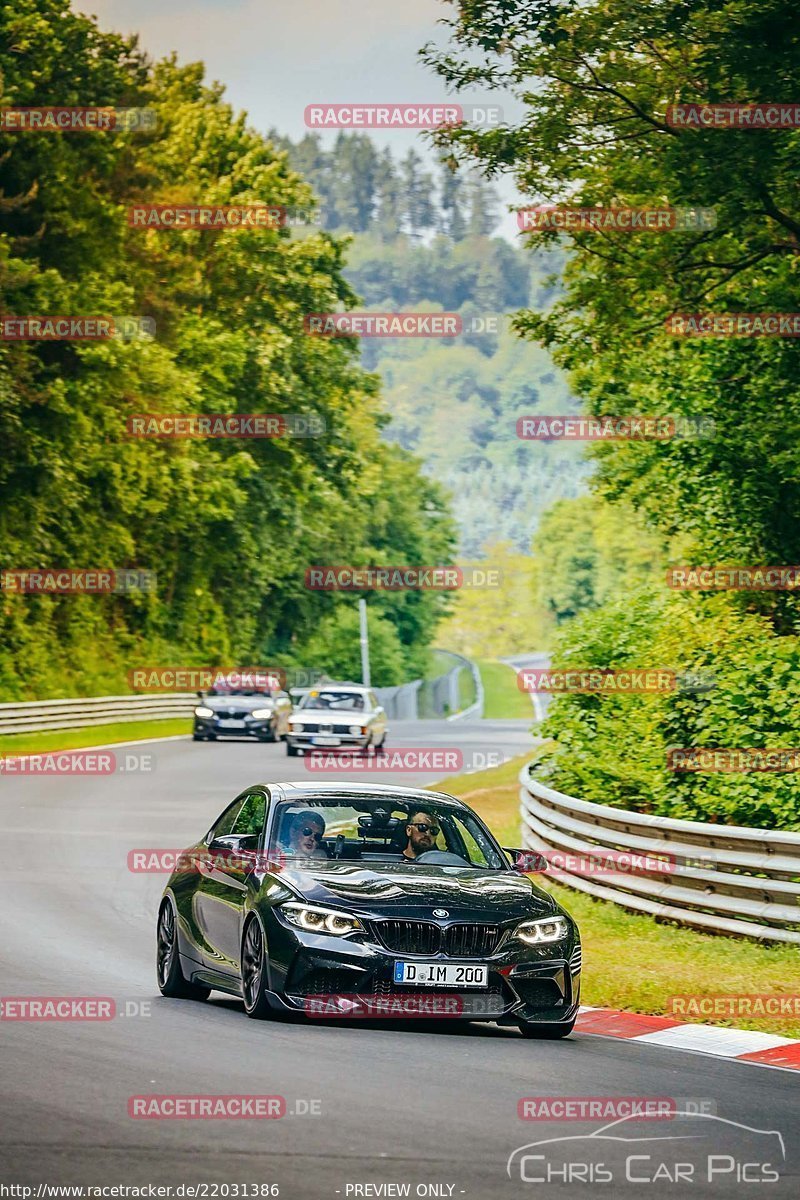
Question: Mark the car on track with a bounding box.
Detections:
[285,684,387,756]
[193,681,293,743]
[156,782,581,1037]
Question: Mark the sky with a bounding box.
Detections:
[72,0,523,230]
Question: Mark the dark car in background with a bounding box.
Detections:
[156,782,581,1037]
[193,682,292,743]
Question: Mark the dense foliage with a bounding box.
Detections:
[426,0,800,825]
[0,1,456,698]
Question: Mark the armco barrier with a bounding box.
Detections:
[519,764,800,944]
[0,694,196,735]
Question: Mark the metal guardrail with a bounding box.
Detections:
[519,764,800,944]
[0,659,481,734]
[0,694,196,735]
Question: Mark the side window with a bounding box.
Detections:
[369,691,380,709]
[231,791,268,839]
[207,798,245,843]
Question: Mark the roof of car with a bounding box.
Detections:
[264,781,463,803]
[305,683,369,692]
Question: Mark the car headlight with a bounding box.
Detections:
[194,706,214,718]
[515,915,569,945]
[289,719,305,729]
[349,724,362,735]
[250,707,274,719]
[280,902,364,937]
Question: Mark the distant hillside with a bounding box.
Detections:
[273,132,591,555]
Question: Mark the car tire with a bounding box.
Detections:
[192,733,204,742]
[517,1018,576,1039]
[241,916,272,1020]
[286,743,299,757]
[259,723,278,743]
[376,737,386,754]
[157,899,210,1001]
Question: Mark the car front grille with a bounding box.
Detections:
[374,920,502,958]
[376,920,441,955]
[292,724,355,735]
[214,710,250,720]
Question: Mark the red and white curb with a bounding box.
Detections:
[575,1006,800,1070]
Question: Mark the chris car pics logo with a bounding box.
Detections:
[507,1112,784,1186]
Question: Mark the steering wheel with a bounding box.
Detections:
[413,849,470,866]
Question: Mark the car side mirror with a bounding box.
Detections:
[210,833,259,854]
[505,847,548,873]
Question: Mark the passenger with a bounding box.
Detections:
[402,809,441,860]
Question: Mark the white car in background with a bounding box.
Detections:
[286,684,387,756]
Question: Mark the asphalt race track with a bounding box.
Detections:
[1,719,798,1198]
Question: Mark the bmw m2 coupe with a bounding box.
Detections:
[156,782,581,1037]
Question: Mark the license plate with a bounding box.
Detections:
[393,962,488,988]
[218,719,245,729]
[312,736,341,746]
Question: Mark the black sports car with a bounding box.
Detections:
[193,683,292,743]
[157,782,581,1037]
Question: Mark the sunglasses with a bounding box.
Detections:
[410,822,440,835]
[299,827,323,841]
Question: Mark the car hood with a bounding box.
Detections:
[294,706,370,719]
[203,695,274,712]
[274,862,557,920]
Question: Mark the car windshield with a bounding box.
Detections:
[299,690,366,712]
[207,686,276,697]
[270,797,505,869]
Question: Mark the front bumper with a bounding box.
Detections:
[263,913,581,1024]
[286,731,371,750]
[194,715,274,739]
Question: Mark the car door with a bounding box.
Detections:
[193,789,269,977]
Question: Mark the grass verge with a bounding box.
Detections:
[436,753,800,1038]
[477,659,534,719]
[0,718,192,756]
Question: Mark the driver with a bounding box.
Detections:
[402,809,441,860]
[284,811,328,858]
